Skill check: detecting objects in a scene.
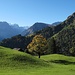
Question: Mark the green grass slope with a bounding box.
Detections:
[41,54,75,75]
[0,46,47,75]
[0,46,75,75]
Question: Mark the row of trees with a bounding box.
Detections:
[1,33,75,58]
[0,34,34,51]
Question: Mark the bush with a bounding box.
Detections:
[69,47,75,56]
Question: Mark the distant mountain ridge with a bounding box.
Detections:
[21,22,61,36]
[21,22,50,36]
[52,22,61,26]
[0,21,61,41]
[0,21,25,41]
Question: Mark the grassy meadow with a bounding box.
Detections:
[0,46,75,75]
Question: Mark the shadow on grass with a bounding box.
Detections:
[51,60,75,65]
[10,54,49,67]
[11,54,38,63]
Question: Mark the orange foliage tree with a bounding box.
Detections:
[27,34,47,58]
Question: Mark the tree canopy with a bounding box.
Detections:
[27,34,47,58]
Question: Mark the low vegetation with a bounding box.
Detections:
[0,46,75,75]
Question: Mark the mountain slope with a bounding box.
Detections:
[11,24,25,33]
[0,22,15,40]
[34,12,75,39]
[47,12,75,55]
[52,22,61,26]
[33,12,75,56]
[0,34,34,50]
[0,46,45,65]
[54,24,75,55]
[21,22,61,36]
[21,22,49,36]
[0,22,25,41]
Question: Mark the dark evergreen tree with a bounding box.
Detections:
[47,37,57,54]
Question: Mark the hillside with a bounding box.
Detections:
[46,12,75,55]
[0,46,75,75]
[35,12,75,39]
[0,46,48,75]
[0,35,34,50]
[21,22,61,36]
[56,12,75,54]
[21,22,49,36]
[33,12,75,56]
[52,22,61,26]
[53,24,75,55]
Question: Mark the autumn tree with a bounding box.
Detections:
[27,34,47,58]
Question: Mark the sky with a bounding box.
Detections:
[0,0,75,27]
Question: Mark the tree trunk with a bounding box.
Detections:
[38,52,40,58]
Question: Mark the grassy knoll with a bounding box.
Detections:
[0,46,75,75]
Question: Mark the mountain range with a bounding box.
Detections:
[21,22,61,36]
[21,22,49,36]
[0,21,61,41]
[0,22,26,41]
[0,12,75,56]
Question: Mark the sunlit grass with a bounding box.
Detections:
[0,46,75,75]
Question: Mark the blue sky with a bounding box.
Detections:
[0,0,75,26]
